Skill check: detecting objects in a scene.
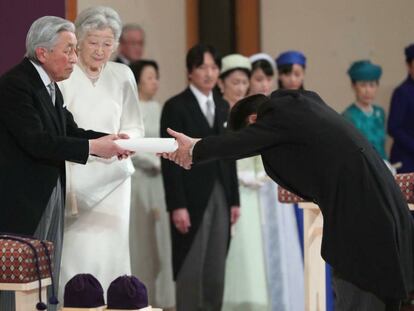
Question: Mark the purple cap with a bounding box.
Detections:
[64,274,105,308]
[107,275,149,310]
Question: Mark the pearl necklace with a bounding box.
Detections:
[79,61,103,85]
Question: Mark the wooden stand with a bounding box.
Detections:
[299,202,414,311]
[0,278,51,311]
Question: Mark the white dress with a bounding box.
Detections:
[130,100,175,308]
[222,156,270,311]
[57,62,144,299]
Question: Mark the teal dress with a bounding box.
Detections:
[342,103,387,159]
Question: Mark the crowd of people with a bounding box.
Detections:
[1,5,414,311]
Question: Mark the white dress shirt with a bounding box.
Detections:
[189,84,215,122]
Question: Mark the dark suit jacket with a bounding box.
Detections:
[193,89,414,300]
[388,76,414,173]
[0,58,105,234]
[160,87,239,278]
[113,56,128,65]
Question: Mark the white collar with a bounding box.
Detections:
[30,60,53,88]
[189,84,214,105]
[117,54,131,65]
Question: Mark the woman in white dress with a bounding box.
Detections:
[128,60,175,309]
[218,54,270,311]
[58,6,144,300]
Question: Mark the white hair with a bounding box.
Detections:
[120,23,145,41]
[25,16,75,62]
[75,6,122,47]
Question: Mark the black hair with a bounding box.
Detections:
[186,43,221,73]
[220,68,251,80]
[228,94,269,131]
[277,63,305,90]
[251,59,274,77]
[406,57,414,65]
[129,59,159,84]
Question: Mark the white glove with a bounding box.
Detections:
[238,171,265,190]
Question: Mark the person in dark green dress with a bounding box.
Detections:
[342,60,387,159]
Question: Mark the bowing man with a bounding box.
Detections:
[163,91,414,311]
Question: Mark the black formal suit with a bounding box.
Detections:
[0,58,105,234]
[193,89,414,302]
[160,87,239,279]
[113,55,128,65]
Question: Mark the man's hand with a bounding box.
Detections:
[160,128,200,169]
[172,208,191,234]
[231,206,241,225]
[89,134,133,160]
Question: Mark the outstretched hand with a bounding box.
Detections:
[160,128,200,170]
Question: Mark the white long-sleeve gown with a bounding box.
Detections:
[57,62,144,299]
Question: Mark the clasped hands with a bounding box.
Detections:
[89,133,134,160]
[159,128,199,169]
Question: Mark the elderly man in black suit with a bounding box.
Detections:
[0,16,131,310]
[164,92,414,311]
[160,43,240,311]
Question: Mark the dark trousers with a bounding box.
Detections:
[176,182,230,311]
[333,273,401,311]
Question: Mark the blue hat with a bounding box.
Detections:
[347,60,382,81]
[63,274,105,308]
[276,50,306,67]
[405,43,414,61]
[107,275,148,310]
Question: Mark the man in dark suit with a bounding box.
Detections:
[160,43,240,311]
[114,23,145,65]
[0,16,131,310]
[164,92,414,311]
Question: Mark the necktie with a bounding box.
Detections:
[48,82,56,105]
[205,99,215,127]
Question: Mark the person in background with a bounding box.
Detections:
[160,43,240,311]
[248,53,275,96]
[217,54,270,311]
[58,6,144,301]
[129,59,175,310]
[389,44,414,309]
[388,43,414,173]
[218,54,251,108]
[343,60,387,160]
[276,50,306,90]
[115,23,145,65]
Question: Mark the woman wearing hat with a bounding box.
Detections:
[343,60,387,160]
[217,54,269,311]
[276,50,306,90]
[248,53,276,96]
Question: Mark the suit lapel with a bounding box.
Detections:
[21,59,64,135]
[34,85,62,134]
[54,86,66,135]
[212,93,229,134]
